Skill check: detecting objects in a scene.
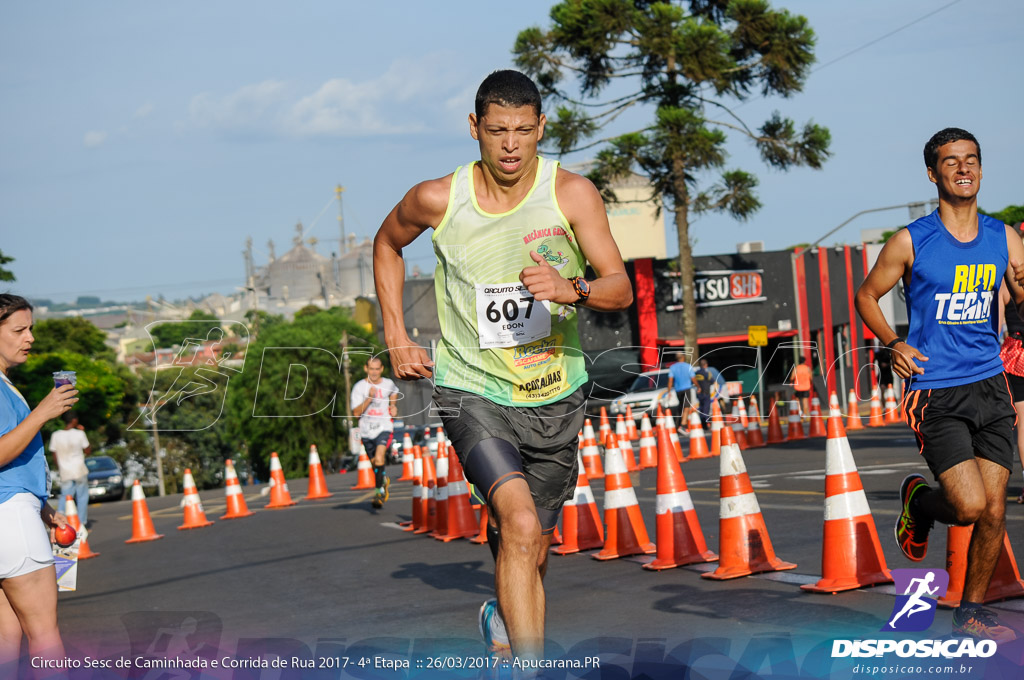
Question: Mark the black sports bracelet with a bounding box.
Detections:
[885,337,905,350]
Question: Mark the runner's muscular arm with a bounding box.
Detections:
[855,228,927,378]
[519,169,632,311]
[373,177,451,380]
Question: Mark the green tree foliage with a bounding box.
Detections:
[225,307,383,480]
[148,309,223,350]
[31,316,115,360]
[0,249,14,282]
[12,351,141,445]
[514,0,831,351]
[982,204,1024,226]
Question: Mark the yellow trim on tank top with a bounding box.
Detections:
[467,157,545,218]
[549,160,572,233]
[431,167,462,243]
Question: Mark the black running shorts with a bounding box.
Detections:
[431,386,586,532]
[1007,372,1024,402]
[902,373,1016,479]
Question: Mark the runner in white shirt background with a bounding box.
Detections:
[350,357,399,508]
[49,411,91,526]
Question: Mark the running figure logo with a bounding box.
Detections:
[883,568,950,632]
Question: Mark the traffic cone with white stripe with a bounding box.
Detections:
[552,452,604,555]
[746,396,765,448]
[846,389,864,430]
[414,451,437,535]
[703,426,796,580]
[125,481,164,543]
[637,414,659,469]
[938,527,1024,608]
[687,410,711,460]
[404,447,424,531]
[708,401,724,457]
[829,391,842,418]
[765,398,785,444]
[266,452,297,508]
[304,444,333,500]
[625,406,639,440]
[64,496,99,559]
[581,419,604,480]
[351,448,376,490]
[867,387,885,427]
[599,407,612,448]
[435,446,479,542]
[801,416,892,593]
[643,425,717,570]
[594,435,655,560]
[178,469,214,530]
[786,400,805,440]
[616,415,638,471]
[808,396,827,438]
[430,445,450,539]
[221,459,254,519]
[398,432,416,481]
[665,411,685,462]
[730,400,748,450]
[883,385,902,424]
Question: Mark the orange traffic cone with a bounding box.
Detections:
[64,496,99,559]
[730,401,748,450]
[746,396,765,448]
[883,385,902,424]
[644,425,717,570]
[580,419,604,480]
[351,448,376,490]
[436,446,479,542]
[471,505,490,544]
[552,452,604,555]
[125,481,164,543]
[625,406,639,440]
[867,387,885,427]
[431,445,450,539]
[304,444,333,500]
[599,406,612,447]
[846,389,865,430]
[594,435,655,560]
[708,401,724,457]
[938,527,1024,608]
[786,400,805,440]
[801,417,892,593]
[266,452,297,508]
[178,469,214,530]
[414,450,437,535]
[828,391,842,418]
[404,447,424,532]
[687,410,711,460]
[615,416,638,471]
[765,398,785,444]
[664,411,685,462]
[637,415,659,469]
[807,397,827,438]
[703,426,796,580]
[221,459,254,519]
[398,432,416,481]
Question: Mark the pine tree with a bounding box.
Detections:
[514,0,831,352]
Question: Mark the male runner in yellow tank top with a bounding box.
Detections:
[374,70,632,667]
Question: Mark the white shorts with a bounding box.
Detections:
[0,493,54,580]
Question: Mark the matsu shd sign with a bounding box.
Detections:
[664,269,765,310]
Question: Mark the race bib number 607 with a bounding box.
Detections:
[475,283,551,348]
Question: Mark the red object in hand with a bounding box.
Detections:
[54,524,77,548]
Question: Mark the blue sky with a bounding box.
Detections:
[1,1,1021,304]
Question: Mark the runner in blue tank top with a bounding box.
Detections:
[857,128,1024,642]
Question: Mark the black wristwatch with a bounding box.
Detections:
[570,276,590,305]
[885,337,906,350]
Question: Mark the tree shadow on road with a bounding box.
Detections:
[391,561,494,595]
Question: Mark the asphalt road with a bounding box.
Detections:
[25,424,1024,679]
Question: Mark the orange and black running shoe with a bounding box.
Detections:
[895,474,933,561]
[952,606,1017,642]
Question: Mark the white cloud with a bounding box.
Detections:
[83,130,107,148]
[187,53,467,138]
[133,102,155,119]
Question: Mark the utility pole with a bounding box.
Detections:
[335,184,346,255]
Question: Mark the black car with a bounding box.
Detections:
[86,456,126,502]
